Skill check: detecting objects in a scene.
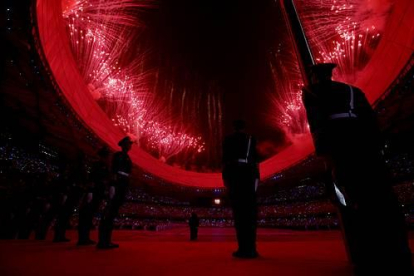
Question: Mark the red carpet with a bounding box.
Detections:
[0,228,413,276]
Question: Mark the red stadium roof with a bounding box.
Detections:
[34,0,414,187]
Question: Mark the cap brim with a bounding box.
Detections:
[309,63,337,71]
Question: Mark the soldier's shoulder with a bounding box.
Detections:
[331,81,350,89]
[332,81,362,92]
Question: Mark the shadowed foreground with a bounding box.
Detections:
[1,228,413,276]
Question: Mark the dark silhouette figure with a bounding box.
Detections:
[53,151,86,242]
[97,137,133,249]
[0,160,19,239]
[17,175,50,240]
[77,146,110,245]
[35,172,61,240]
[52,154,75,242]
[189,213,199,241]
[302,63,413,275]
[222,120,260,258]
[16,177,37,239]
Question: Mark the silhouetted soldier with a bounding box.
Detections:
[97,137,133,249]
[54,151,87,242]
[35,168,61,240]
[222,120,260,258]
[77,146,110,245]
[302,63,413,275]
[16,177,37,239]
[51,155,71,242]
[189,212,199,241]
[18,175,52,240]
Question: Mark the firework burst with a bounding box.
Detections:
[295,0,392,82]
[62,0,206,163]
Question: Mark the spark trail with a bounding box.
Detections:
[62,0,205,163]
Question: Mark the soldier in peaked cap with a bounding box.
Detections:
[302,63,412,275]
[77,146,110,245]
[97,137,133,249]
[188,212,199,241]
[222,119,260,259]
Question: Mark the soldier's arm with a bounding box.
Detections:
[302,88,329,156]
[355,88,383,145]
[111,152,120,181]
[251,137,260,180]
[355,88,378,126]
[222,137,230,184]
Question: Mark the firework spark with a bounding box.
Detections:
[62,0,206,164]
[269,6,309,138]
[295,0,391,82]
[270,0,391,139]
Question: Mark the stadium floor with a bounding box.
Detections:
[1,227,413,276]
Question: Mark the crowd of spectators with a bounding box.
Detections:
[386,153,414,181]
[125,187,191,206]
[67,216,176,231]
[258,215,339,230]
[118,200,336,221]
[120,202,231,220]
[257,183,327,204]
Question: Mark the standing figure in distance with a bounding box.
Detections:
[189,212,199,241]
[302,63,413,275]
[97,137,133,249]
[77,146,110,245]
[35,165,63,240]
[53,152,86,243]
[222,120,260,259]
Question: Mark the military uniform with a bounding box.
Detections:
[78,150,110,245]
[98,138,132,248]
[53,157,86,242]
[302,65,412,274]
[222,126,259,258]
[189,213,200,241]
[35,176,61,240]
